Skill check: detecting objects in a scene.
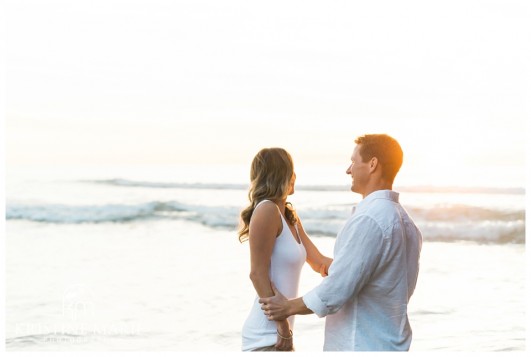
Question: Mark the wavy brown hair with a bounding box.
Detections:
[238,148,298,243]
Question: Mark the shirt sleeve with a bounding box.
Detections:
[302,214,384,317]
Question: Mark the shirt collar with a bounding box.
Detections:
[353,189,399,213]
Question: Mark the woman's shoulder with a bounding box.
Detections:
[250,200,283,236]
[252,200,281,220]
[254,199,279,212]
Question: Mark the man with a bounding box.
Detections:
[259,134,423,351]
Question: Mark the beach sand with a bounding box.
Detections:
[5,218,525,351]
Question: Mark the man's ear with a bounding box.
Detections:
[369,157,378,173]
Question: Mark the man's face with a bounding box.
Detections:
[346,145,369,194]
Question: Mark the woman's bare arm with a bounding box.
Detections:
[296,218,333,276]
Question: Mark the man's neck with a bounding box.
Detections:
[361,182,393,199]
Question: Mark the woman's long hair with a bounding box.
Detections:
[238,148,298,242]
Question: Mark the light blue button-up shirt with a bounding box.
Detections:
[303,190,422,351]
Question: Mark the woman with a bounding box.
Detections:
[239,148,333,352]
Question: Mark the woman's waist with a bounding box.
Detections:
[265,275,301,299]
[248,297,296,325]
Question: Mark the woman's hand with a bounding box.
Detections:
[319,256,333,277]
[275,320,294,351]
[309,256,333,277]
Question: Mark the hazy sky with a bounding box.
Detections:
[5,0,529,187]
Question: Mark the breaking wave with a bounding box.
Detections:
[6,201,524,244]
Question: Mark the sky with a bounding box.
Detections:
[4,0,530,188]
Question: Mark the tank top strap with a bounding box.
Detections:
[255,199,281,215]
[294,222,300,237]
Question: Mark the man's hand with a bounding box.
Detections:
[258,284,291,321]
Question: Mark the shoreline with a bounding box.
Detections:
[5,220,525,352]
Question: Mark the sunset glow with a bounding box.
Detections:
[5,0,527,190]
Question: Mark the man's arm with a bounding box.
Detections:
[259,284,313,321]
[263,215,384,320]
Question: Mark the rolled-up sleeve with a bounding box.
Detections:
[302,288,328,317]
[302,215,384,317]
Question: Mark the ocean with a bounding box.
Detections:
[4,165,526,351]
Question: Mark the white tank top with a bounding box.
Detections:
[241,200,307,351]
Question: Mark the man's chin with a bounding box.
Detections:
[351,183,362,194]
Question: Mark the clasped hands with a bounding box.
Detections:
[259,284,290,321]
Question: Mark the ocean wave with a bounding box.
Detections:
[92,179,249,190]
[407,204,525,222]
[6,201,240,228]
[415,220,525,244]
[89,179,525,194]
[299,219,524,244]
[6,201,524,244]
